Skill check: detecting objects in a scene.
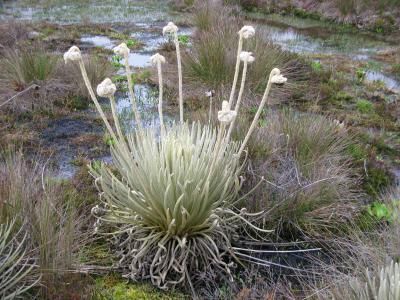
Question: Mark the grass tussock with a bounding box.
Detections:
[0,45,113,113]
[182,1,309,105]
[303,186,400,299]
[0,47,58,90]
[0,149,91,299]
[235,110,361,238]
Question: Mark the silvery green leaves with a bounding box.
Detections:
[90,123,242,289]
[349,260,400,300]
[0,221,37,300]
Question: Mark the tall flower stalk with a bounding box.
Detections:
[206,90,215,123]
[150,53,166,136]
[113,43,143,130]
[96,78,124,141]
[163,22,184,123]
[64,46,117,142]
[238,68,287,158]
[227,51,254,140]
[228,26,255,108]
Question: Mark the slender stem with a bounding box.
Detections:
[124,53,143,130]
[157,61,165,137]
[0,84,38,108]
[174,33,184,123]
[238,70,276,158]
[208,96,213,124]
[228,35,243,108]
[109,94,132,157]
[109,94,124,142]
[227,60,248,141]
[78,60,117,142]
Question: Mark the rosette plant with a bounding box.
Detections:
[0,221,37,299]
[64,23,286,292]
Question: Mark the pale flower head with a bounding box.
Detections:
[113,43,130,57]
[239,51,255,63]
[96,78,117,98]
[218,100,237,124]
[238,25,255,39]
[270,68,287,84]
[163,22,178,35]
[150,53,166,65]
[63,46,81,63]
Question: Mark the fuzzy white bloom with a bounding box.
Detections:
[113,43,130,57]
[218,100,237,124]
[239,51,255,63]
[150,53,166,65]
[63,46,81,63]
[238,25,255,39]
[270,68,287,84]
[163,22,178,35]
[97,78,117,98]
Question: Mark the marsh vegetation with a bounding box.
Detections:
[0,0,399,299]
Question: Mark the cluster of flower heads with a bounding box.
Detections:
[63,22,287,153]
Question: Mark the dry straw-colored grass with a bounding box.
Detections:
[0,149,92,299]
[234,109,362,238]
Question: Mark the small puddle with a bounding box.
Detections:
[41,117,107,178]
[131,27,194,52]
[117,84,175,132]
[47,84,174,178]
[79,35,152,68]
[265,27,319,54]
[80,35,152,68]
[127,52,152,68]
[80,35,115,49]
[365,71,400,91]
[261,23,384,58]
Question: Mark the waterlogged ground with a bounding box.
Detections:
[0,1,399,298]
[255,13,400,91]
[252,13,400,182]
[0,0,191,177]
[1,0,173,24]
[1,1,399,180]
